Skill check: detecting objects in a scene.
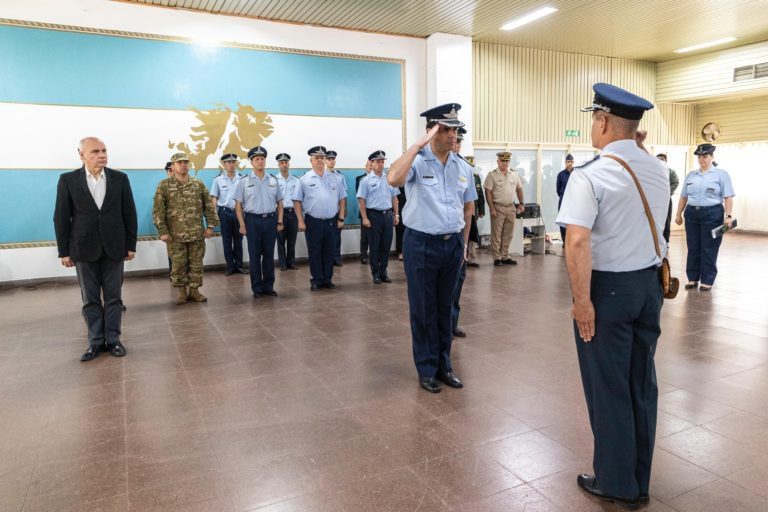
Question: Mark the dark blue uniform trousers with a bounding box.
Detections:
[575,267,662,499]
[218,206,244,272]
[276,208,298,268]
[404,228,464,378]
[367,209,394,279]
[451,260,467,331]
[334,224,343,265]
[684,204,724,285]
[245,213,277,294]
[305,214,336,286]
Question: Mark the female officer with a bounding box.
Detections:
[675,144,735,291]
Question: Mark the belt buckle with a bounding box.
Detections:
[443,234,451,240]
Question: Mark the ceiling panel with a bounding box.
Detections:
[116,0,768,62]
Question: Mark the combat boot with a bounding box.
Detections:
[176,287,188,305]
[188,287,207,302]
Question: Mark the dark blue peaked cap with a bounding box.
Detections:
[368,150,386,161]
[581,83,654,120]
[420,103,465,127]
[325,150,338,158]
[275,153,291,161]
[307,146,326,156]
[247,146,267,159]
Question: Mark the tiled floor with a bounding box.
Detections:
[1,232,767,512]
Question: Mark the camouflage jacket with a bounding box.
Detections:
[153,176,219,242]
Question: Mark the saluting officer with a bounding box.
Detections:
[388,103,476,394]
[210,153,247,275]
[357,150,399,284]
[293,146,345,291]
[275,153,299,271]
[325,150,347,266]
[233,146,283,298]
[557,83,669,509]
[675,144,734,291]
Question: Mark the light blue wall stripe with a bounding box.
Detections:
[0,169,367,244]
[0,25,403,119]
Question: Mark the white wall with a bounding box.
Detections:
[0,0,428,283]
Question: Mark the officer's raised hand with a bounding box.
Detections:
[415,124,440,149]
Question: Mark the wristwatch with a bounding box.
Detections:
[277,222,283,225]
[337,217,344,222]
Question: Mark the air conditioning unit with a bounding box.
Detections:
[733,61,768,82]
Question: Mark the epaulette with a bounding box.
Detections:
[456,154,474,167]
[576,155,600,169]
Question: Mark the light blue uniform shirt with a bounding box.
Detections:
[556,139,669,272]
[293,169,344,219]
[681,167,735,206]
[231,171,282,214]
[357,172,398,210]
[275,173,300,209]
[210,173,243,209]
[401,144,477,234]
[329,170,348,196]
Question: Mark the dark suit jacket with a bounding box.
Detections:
[54,167,138,262]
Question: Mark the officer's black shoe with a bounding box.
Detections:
[323,282,337,289]
[80,345,101,362]
[419,377,441,393]
[225,268,235,276]
[333,261,343,267]
[107,341,127,358]
[494,259,503,266]
[502,258,517,265]
[453,328,466,338]
[280,266,287,271]
[253,292,263,298]
[437,371,463,388]
[289,265,299,270]
[360,257,368,264]
[263,290,278,297]
[373,277,382,284]
[381,276,392,283]
[639,494,649,505]
[467,261,479,268]
[238,268,249,274]
[576,474,639,510]
[310,283,321,291]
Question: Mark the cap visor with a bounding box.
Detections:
[436,120,465,128]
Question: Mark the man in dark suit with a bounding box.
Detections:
[54,137,138,362]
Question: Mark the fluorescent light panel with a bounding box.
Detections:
[500,6,558,31]
[674,37,737,53]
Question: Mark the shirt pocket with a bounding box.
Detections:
[705,182,721,198]
[419,172,438,187]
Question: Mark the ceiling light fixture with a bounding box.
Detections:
[674,37,737,53]
[500,7,558,31]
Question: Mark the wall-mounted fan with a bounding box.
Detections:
[701,122,721,142]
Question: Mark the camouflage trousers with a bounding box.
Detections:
[170,240,206,288]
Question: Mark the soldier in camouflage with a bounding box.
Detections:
[153,152,219,304]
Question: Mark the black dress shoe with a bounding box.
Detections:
[453,328,466,338]
[381,276,392,283]
[263,290,278,297]
[576,474,639,510]
[253,292,263,298]
[280,266,287,271]
[107,341,127,357]
[289,265,299,270]
[323,282,336,289]
[360,258,368,264]
[373,277,382,284]
[502,258,517,265]
[238,268,249,274]
[80,345,101,362]
[224,269,235,276]
[310,283,321,291]
[467,261,479,268]
[639,494,649,504]
[333,261,343,267]
[494,259,503,266]
[684,281,698,289]
[437,371,463,388]
[419,377,441,393]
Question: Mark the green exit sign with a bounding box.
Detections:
[565,129,581,137]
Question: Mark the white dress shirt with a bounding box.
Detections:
[85,166,106,209]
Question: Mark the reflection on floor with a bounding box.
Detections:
[1,233,767,511]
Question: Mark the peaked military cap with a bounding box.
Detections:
[307,146,327,156]
[496,151,512,161]
[170,152,190,163]
[164,161,172,171]
[220,153,239,162]
[694,143,716,155]
[368,150,386,161]
[565,153,574,161]
[581,83,654,120]
[247,146,267,159]
[275,153,291,162]
[420,103,465,128]
[325,150,338,158]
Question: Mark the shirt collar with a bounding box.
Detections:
[600,139,638,156]
[84,165,105,180]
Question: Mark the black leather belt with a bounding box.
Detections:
[407,228,460,240]
[366,208,392,214]
[245,212,275,218]
[218,206,234,212]
[284,207,295,213]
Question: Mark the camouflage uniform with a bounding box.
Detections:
[153,176,219,288]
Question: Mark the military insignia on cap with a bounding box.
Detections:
[325,150,338,158]
[275,153,291,161]
[170,152,190,163]
[565,153,574,161]
[693,143,716,155]
[220,153,239,162]
[420,103,465,128]
[247,146,268,159]
[307,146,327,156]
[368,150,386,161]
[496,151,512,161]
[580,83,654,121]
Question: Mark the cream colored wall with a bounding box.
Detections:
[473,42,695,146]
[696,95,768,144]
[657,41,768,103]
